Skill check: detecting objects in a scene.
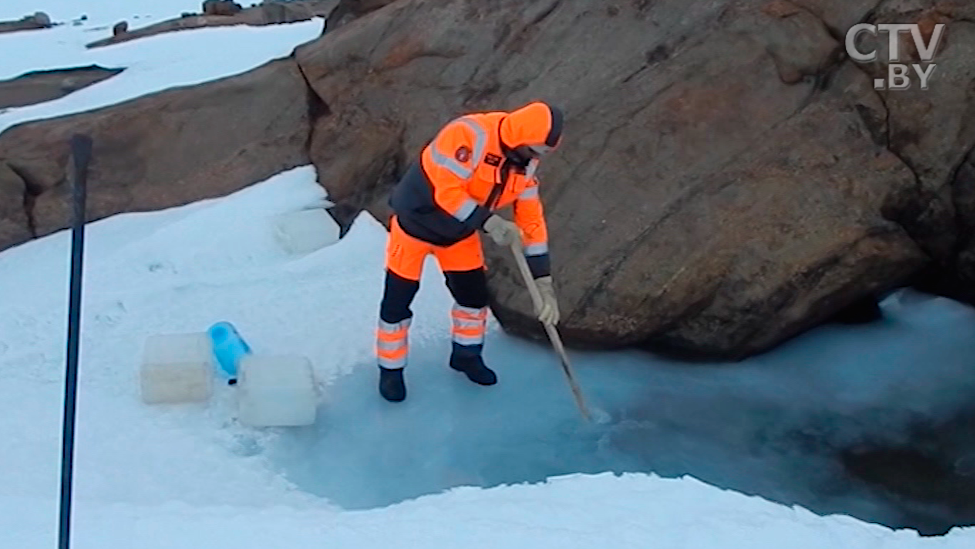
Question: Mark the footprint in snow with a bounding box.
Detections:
[95,301,128,327]
[147,261,176,274]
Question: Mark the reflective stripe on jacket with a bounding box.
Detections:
[389,103,561,277]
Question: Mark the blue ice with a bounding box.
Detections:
[259,289,975,530]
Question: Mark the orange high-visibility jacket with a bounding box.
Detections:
[389,102,563,278]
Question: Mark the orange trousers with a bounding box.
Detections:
[385,215,485,281]
[376,216,490,369]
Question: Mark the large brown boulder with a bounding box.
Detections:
[203,0,244,17]
[0,66,124,110]
[296,0,975,358]
[0,57,312,250]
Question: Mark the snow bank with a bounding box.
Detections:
[1,1,207,26]
[0,166,973,548]
[5,473,975,549]
[0,4,323,133]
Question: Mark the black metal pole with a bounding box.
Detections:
[59,134,92,549]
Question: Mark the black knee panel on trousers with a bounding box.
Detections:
[444,268,490,309]
[380,270,420,323]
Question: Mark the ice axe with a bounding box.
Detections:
[509,240,592,422]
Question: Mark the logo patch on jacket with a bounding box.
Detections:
[455,146,471,163]
[484,153,502,166]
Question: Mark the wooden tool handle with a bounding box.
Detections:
[509,241,592,422]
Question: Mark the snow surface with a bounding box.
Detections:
[3,167,975,548]
[2,1,975,547]
[0,2,323,133]
[0,0,203,24]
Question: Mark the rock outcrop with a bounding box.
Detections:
[0,58,312,245]
[87,1,337,48]
[0,12,51,35]
[0,66,124,110]
[203,0,244,17]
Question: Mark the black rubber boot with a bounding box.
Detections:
[379,366,406,402]
[449,343,497,386]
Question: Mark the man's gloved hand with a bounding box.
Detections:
[534,275,560,326]
[483,214,521,246]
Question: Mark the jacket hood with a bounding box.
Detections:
[499,101,563,150]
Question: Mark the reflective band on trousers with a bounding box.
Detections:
[379,318,412,334]
[524,242,549,256]
[377,318,411,368]
[453,333,484,346]
[451,304,486,346]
